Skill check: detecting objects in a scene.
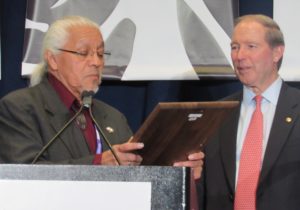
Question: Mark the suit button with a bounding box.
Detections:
[229,193,234,202]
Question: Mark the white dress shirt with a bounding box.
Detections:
[235,77,282,188]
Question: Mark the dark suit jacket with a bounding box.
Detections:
[200,82,300,210]
[0,78,132,164]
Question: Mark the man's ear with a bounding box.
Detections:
[45,50,58,71]
[273,45,285,63]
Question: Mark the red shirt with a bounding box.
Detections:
[48,73,102,164]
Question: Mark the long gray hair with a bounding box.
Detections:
[30,16,99,86]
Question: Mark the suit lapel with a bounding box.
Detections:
[220,94,242,193]
[47,110,91,156]
[258,83,300,188]
[39,79,90,156]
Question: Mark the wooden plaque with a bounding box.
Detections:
[132,101,239,166]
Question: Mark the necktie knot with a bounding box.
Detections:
[255,95,262,105]
[254,95,262,111]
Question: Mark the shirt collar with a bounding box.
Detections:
[48,73,76,110]
[243,77,282,106]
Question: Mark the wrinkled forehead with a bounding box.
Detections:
[65,25,104,49]
[235,20,266,33]
[233,20,268,41]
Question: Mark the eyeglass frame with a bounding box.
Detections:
[57,48,111,60]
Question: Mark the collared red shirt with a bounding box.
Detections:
[48,73,102,164]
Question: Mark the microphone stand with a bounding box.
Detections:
[82,91,121,165]
[88,108,121,165]
[31,105,84,164]
[32,90,122,165]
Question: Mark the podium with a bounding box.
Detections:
[0,164,191,210]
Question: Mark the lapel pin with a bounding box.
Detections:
[106,126,114,133]
[285,117,292,123]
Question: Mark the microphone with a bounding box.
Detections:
[82,91,122,165]
[81,90,93,108]
[31,93,86,164]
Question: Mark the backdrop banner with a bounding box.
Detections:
[0,10,2,80]
[274,0,300,81]
[22,0,238,80]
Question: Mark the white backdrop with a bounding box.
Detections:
[274,0,300,81]
[0,180,151,210]
[22,0,237,80]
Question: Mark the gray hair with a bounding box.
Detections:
[30,16,100,86]
[234,14,285,70]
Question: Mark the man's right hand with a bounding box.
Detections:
[101,142,144,166]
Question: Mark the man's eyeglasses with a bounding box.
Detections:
[57,48,111,60]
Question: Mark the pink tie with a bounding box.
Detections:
[234,95,263,210]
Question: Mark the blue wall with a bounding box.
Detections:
[1,0,281,132]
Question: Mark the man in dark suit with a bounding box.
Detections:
[200,14,300,210]
[0,16,143,165]
[0,16,204,176]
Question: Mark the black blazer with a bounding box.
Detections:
[0,78,132,164]
[200,82,300,210]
